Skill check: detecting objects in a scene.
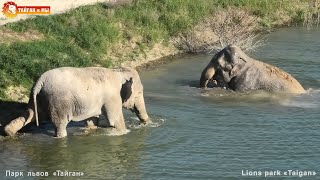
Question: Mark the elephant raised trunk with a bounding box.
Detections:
[200,63,216,88]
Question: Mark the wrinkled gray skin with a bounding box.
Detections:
[4,67,149,138]
[200,44,305,93]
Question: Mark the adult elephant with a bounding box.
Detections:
[4,67,149,138]
[200,44,305,93]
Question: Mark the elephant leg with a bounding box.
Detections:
[103,98,126,131]
[85,116,99,129]
[52,120,68,138]
[4,108,34,137]
[50,111,69,138]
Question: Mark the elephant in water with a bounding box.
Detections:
[4,67,149,138]
[200,44,305,93]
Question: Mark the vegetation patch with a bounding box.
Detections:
[174,7,261,53]
[0,28,44,45]
[0,0,319,100]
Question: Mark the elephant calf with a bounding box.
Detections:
[4,67,149,138]
[200,44,305,93]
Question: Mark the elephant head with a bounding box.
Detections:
[119,67,149,124]
[200,44,249,89]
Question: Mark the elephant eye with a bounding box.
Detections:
[238,56,246,62]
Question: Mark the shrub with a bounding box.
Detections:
[173,8,265,53]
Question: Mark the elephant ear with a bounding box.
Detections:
[229,51,248,77]
[229,59,246,78]
[229,64,241,78]
[121,77,133,103]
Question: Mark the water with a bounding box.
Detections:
[1,27,320,179]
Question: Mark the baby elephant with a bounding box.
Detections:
[4,67,149,138]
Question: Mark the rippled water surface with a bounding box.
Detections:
[1,27,320,179]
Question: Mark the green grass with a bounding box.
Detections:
[0,0,316,100]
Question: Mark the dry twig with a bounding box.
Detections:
[173,8,266,53]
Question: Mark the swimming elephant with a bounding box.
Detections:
[200,44,305,93]
[4,67,149,138]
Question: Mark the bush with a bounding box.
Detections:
[173,8,265,53]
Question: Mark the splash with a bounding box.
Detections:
[279,88,320,108]
[75,116,165,136]
[104,128,130,136]
[306,88,320,94]
[128,116,165,129]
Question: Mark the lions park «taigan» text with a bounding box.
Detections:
[242,169,317,178]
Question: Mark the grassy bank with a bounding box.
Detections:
[0,0,318,101]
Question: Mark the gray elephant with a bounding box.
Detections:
[200,44,305,93]
[4,67,149,138]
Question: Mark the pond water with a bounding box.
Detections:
[1,27,320,179]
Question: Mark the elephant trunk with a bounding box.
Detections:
[4,108,34,136]
[200,63,216,88]
[134,93,149,124]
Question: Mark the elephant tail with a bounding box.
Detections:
[32,78,45,127]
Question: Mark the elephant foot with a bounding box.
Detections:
[109,127,130,136]
[55,129,67,138]
[55,133,67,138]
[139,118,151,126]
[113,119,126,130]
[4,117,26,137]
